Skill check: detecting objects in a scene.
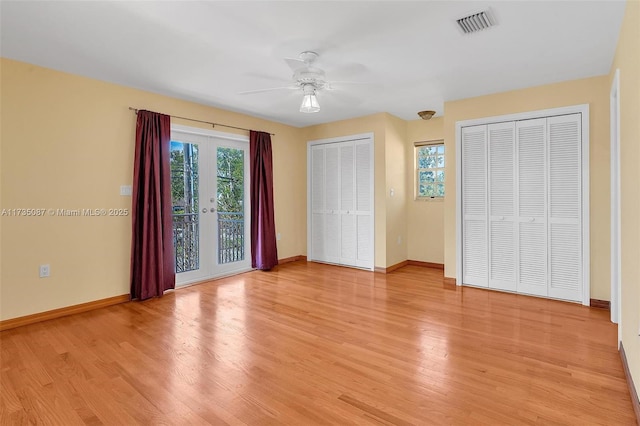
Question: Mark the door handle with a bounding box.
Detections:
[202,208,208,213]
[500,216,505,221]
[529,217,535,222]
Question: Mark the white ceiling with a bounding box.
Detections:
[0,1,626,128]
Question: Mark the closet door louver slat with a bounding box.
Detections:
[462,125,488,287]
[324,145,341,264]
[488,122,516,291]
[548,114,582,301]
[355,141,373,266]
[516,118,548,297]
[310,146,325,261]
[340,143,357,263]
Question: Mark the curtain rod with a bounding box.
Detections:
[128,107,275,136]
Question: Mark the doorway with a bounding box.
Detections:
[170,126,251,286]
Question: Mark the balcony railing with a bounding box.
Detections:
[173,212,199,273]
[218,212,244,264]
[173,211,244,273]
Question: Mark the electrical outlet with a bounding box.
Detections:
[397,235,402,245]
[277,233,282,241]
[39,264,50,278]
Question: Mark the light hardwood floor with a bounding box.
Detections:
[0,262,636,425]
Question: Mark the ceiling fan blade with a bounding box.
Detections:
[325,81,374,90]
[238,86,298,95]
[328,62,368,79]
[284,57,306,71]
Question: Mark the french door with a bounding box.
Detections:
[170,127,251,286]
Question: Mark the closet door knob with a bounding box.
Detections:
[529,217,535,222]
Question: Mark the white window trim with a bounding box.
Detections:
[455,104,590,306]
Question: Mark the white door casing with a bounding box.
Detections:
[610,69,621,335]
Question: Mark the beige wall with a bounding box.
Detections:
[443,76,611,303]
[384,114,408,266]
[406,117,445,263]
[0,58,305,321]
[611,0,640,399]
[303,114,388,268]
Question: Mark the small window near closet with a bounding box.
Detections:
[415,141,445,199]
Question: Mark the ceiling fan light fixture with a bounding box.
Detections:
[300,92,320,113]
[418,110,436,120]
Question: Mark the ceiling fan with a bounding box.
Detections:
[240,51,355,114]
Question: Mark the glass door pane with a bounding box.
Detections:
[171,141,200,275]
[216,147,245,265]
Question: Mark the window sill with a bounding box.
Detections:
[415,197,444,202]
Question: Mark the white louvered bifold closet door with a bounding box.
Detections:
[516,118,548,297]
[488,122,516,291]
[547,114,582,302]
[462,125,488,287]
[308,137,374,270]
[354,140,373,268]
[324,144,341,264]
[310,146,326,261]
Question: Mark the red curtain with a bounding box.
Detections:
[130,110,175,299]
[250,131,278,270]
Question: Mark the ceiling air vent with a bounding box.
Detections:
[456,10,495,34]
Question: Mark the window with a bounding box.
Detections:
[415,141,445,199]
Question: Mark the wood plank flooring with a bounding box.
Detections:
[0,262,636,425]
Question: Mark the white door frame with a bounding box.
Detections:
[610,69,622,341]
[455,104,590,305]
[171,124,251,286]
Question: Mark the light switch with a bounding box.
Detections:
[120,185,132,196]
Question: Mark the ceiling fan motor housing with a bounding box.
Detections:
[293,67,326,90]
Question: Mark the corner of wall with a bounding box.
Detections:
[610,0,640,404]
